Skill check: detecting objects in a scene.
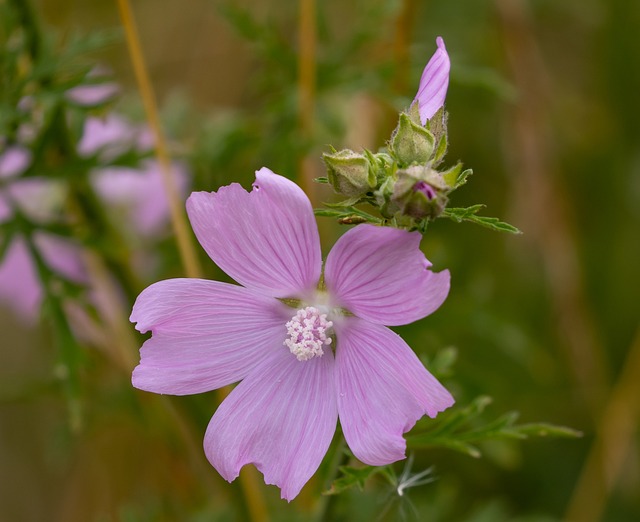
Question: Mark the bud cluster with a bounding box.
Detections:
[321,101,464,230]
[315,37,518,236]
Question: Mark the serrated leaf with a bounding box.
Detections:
[407,396,580,459]
[471,216,522,234]
[444,205,486,221]
[442,206,522,234]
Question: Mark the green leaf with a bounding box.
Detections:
[509,423,583,439]
[324,195,365,208]
[314,208,347,218]
[314,206,382,224]
[455,168,473,188]
[471,216,522,234]
[442,206,522,234]
[314,177,329,184]
[433,133,448,164]
[426,346,458,379]
[407,396,581,458]
[442,163,463,187]
[323,465,388,495]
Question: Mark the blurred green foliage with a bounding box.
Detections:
[1,0,639,521]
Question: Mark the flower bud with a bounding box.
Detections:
[391,165,449,219]
[322,149,375,197]
[414,37,450,125]
[390,112,435,166]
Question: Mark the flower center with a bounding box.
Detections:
[284,306,333,361]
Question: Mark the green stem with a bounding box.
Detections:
[23,230,84,432]
[8,0,42,59]
[314,435,348,522]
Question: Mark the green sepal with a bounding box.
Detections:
[323,149,375,197]
[390,112,435,167]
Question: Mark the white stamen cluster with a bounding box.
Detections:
[284,306,333,361]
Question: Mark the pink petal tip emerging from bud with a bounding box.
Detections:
[414,36,450,125]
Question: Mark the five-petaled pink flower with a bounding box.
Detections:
[130,168,454,501]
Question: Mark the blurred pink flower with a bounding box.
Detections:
[66,66,119,106]
[0,149,86,322]
[66,82,119,107]
[130,168,454,500]
[81,115,189,237]
[78,114,141,159]
[92,161,188,237]
[0,145,32,179]
[414,36,450,125]
[0,111,187,322]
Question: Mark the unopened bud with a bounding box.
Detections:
[390,112,435,167]
[323,149,375,197]
[391,165,449,219]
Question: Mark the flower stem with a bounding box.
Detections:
[392,0,416,95]
[314,435,347,522]
[23,231,84,432]
[116,0,202,280]
[297,0,317,199]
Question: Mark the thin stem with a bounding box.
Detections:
[116,0,202,279]
[116,2,268,520]
[393,0,416,95]
[23,231,84,432]
[314,435,348,522]
[297,0,317,198]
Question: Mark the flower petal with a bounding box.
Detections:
[205,348,337,501]
[414,36,450,125]
[324,224,450,326]
[186,168,321,298]
[335,318,454,466]
[35,232,87,283]
[0,237,42,321]
[0,146,32,179]
[92,160,189,237]
[130,279,290,395]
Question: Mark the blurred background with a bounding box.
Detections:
[1,0,639,520]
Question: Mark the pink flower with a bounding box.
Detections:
[0,234,87,322]
[78,115,141,159]
[92,161,188,238]
[131,168,454,500]
[0,147,87,321]
[65,66,119,106]
[0,145,32,179]
[80,115,188,238]
[414,36,450,125]
[66,80,119,107]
